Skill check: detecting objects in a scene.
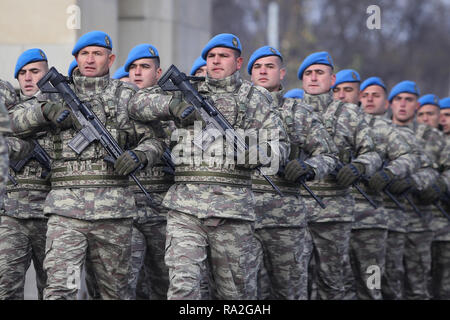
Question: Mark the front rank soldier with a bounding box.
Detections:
[127,33,289,300]
[248,46,338,299]
[0,49,53,300]
[9,31,163,299]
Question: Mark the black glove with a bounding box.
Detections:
[284,159,315,182]
[336,162,365,187]
[417,182,442,205]
[114,150,147,176]
[42,102,74,129]
[368,169,394,193]
[169,94,202,127]
[388,176,415,195]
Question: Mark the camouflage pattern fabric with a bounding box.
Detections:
[127,225,146,300]
[135,219,169,300]
[0,216,47,299]
[43,214,133,300]
[381,230,406,299]
[254,226,307,299]
[307,220,353,300]
[430,241,450,299]
[254,232,271,300]
[0,79,14,134]
[403,231,434,299]
[165,210,258,300]
[349,228,387,300]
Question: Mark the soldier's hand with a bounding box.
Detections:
[388,176,415,195]
[114,150,147,176]
[368,169,394,193]
[169,94,203,127]
[284,159,315,182]
[336,162,365,187]
[417,182,443,205]
[6,137,33,161]
[42,102,73,129]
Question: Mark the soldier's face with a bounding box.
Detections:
[333,82,360,104]
[251,56,285,92]
[194,66,207,77]
[17,61,48,97]
[76,46,115,77]
[440,109,450,134]
[206,47,243,79]
[417,104,440,129]
[360,85,389,115]
[390,93,419,124]
[128,58,162,89]
[302,64,335,95]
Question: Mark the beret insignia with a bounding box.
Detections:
[232,37,238,48]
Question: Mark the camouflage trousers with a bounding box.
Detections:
[349,228,387,300]
[381,231,406,300]
[254,227,307,300]
[0,216,47,300]
[403,230,433,300]
[43,214,133,300]
[307,221,353,300]
[133,220,170,300]
[430,241,450,299]
[165,210,258,300]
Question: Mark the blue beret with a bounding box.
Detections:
[247,46,283,75]
[112,66,129,80]
[440,97,450,110]
[418,94,440,108]
[297,51,333,80]
[332,69,360,88]
[124,43,159,72]
[388,80,420,102]
[14,48,47,78]
[360,76,386,92]
[284,88,304,99]
[201,33,242,60]
[72,30,113,56]
[190,56,207,76]
[68,59,78,77]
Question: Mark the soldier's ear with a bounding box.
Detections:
[279,68,286,81]
[383,99,389,111]
[330,73,336,87]
[236,57,243,70]
[108,54,116,69]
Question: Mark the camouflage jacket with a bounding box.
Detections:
[0,80,13,210]
[128,71,289,221]
[351,114,421,229]
[132,85,174,224]
[3,91,56,219]
[251,90,337,228]
[392,122,438,232]
[9,69,162,220]
[303,91,382,195]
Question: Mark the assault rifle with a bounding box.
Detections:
[158,65,284,197]
[37,67,155,206]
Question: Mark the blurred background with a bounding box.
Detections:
[0,0,449,299]
[1,0,450,96]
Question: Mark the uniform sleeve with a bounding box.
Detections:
[383,125,421,178]
[243,88,290,174]
[287,101,338,179]
[132,120,165,167]
[5,136,33,161]
[9,99,50,138]
[336,104,382,176]
[127,88,175,122]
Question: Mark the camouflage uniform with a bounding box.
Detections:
[0,88,56,300]
[252,90,337,300]
[302,91,382,300]
[0,80,14,206]
[348,114,420,300]
[127,85,172,300]
[431,138,450,299]
[128,71,289,300]
[10,69,163,300]
[386,122,440,300]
